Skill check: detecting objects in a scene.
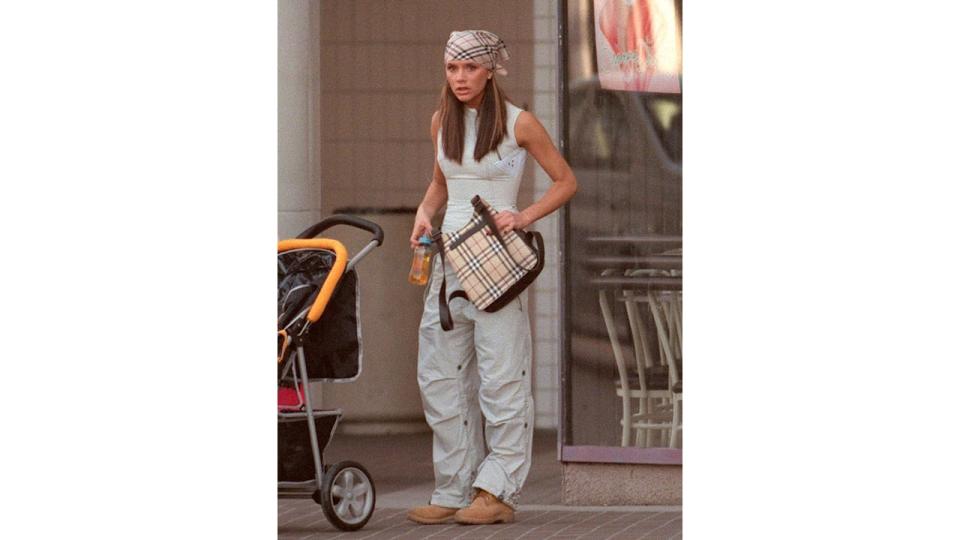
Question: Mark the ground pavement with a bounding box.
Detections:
[278,430,682,539]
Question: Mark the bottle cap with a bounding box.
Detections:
[419,234,432,245]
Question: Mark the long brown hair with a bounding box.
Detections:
[438,77,509,164]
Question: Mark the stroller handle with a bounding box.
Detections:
[296,215,384,246]
[278,238,348,324]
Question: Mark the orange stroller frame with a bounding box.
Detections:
[277,215,383,532]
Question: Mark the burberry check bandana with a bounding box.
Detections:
[444,30,510,76]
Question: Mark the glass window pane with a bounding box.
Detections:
[563,0,682,453]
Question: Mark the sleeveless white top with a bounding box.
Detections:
[438,102,527,232]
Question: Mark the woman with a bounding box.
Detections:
[407,30,577,526]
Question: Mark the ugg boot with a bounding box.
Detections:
[406,504,459,524]
[454,489,515,525]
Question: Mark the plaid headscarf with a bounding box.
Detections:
[444,30,510,76]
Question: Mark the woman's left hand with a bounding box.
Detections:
[491,211,529,235]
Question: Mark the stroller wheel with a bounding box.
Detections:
[319,460,376,531]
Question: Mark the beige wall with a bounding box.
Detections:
[316,0,536,214]
[314,0,563,429]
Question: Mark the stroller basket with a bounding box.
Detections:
[278,413,339,482]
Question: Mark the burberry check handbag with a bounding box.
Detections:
[432,195,545,331]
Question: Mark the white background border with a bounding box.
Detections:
[2,1,959,538]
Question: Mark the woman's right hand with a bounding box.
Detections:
[409,210,433,249]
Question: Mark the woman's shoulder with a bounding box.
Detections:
[431,110,441,138]
[505,101,529,142]
[511,107,547,148]
[506,101,539,124]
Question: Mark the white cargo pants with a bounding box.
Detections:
[417,255,535,509]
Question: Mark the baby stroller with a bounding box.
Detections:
[277,215,383,531]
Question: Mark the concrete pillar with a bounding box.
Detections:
[278,0,320,239]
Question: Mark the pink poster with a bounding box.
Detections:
[593,0,682,93]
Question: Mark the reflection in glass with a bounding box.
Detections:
[593,0,682,93]
[564,0,682,450]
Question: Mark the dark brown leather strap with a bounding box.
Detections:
[472,195,536,272]
[433,232,464,331]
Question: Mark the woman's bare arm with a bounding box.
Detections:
[493,110,577,233]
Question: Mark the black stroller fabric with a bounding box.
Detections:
[278,249,361,380]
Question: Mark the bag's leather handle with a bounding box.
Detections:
[433,233,466,331]
[528,230,545,269]
[472,195,536,272]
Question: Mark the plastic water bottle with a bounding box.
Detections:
[408,234,432,285]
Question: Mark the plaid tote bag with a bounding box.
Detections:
[432,195,545,331]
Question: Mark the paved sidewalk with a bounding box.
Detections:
[278,430,682,539]
[279,499,681,539]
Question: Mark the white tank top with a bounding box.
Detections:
[437,102,527,232]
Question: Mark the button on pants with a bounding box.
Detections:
[417,256,534,509]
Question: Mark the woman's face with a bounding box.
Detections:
[445,60,491,109]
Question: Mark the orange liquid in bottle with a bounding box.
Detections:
[408,247,431,285]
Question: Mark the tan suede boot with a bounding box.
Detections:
[406,504,459,524]
[453,489,515,525]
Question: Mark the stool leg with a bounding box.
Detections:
[670,394,682,448]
